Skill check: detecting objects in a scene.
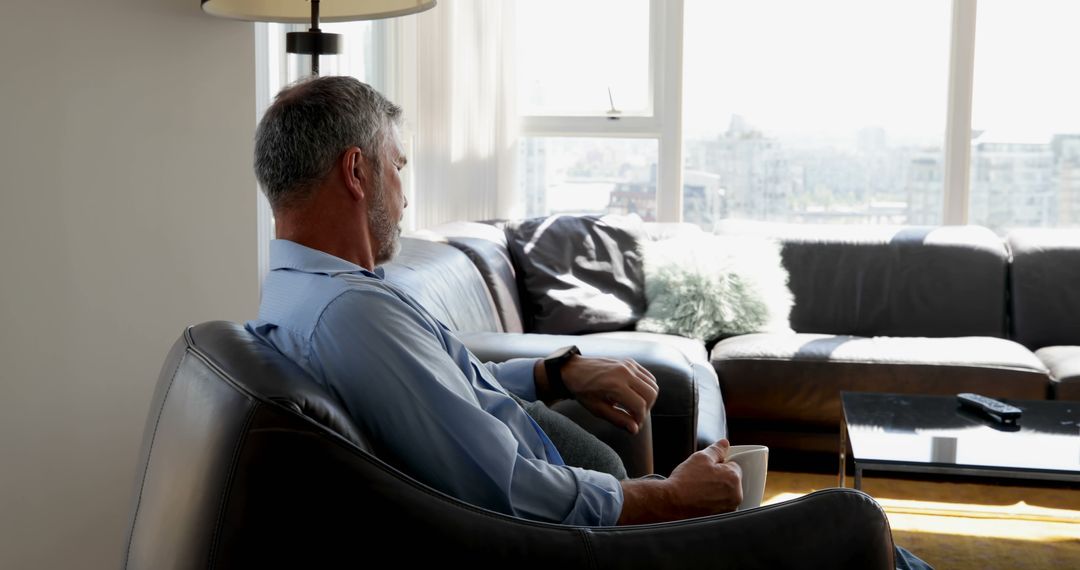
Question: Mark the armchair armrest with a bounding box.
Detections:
[588,488,895,569]
[227,413,895,568]
[459,331,702,475]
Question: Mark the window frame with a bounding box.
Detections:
[518,0,987,226]
[517,0,685,221]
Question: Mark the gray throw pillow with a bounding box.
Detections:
[506,214,646,335]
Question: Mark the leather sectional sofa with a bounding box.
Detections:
[383,219,1080,472]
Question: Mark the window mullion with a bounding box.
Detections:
[943,0,978,225]
[654,0,684,223]
[521,116,661,139]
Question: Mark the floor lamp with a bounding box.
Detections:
[202,0,436,76]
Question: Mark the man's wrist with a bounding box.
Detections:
[617,477,677,525]
[542,345,580,401]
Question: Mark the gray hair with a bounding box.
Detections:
[254,76,402,210]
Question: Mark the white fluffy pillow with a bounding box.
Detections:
[636,235,794,341]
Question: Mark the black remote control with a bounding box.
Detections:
[957,393,1022,424]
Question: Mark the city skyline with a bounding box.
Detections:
[521,120,1080,235]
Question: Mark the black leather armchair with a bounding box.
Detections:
[123,322,896,569]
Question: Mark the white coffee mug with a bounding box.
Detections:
[724,445,769,511]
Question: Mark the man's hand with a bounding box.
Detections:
[617,439,743,525]
[535,355,659,434]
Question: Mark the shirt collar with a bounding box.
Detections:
[269,239,384,279]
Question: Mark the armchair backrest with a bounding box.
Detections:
[122,322,589,568]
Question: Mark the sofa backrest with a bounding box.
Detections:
[428,220,715,335]
[424,222,527,333]
[382,237,504,333]
[1007,229,1080,349]
[716,221,1010,338]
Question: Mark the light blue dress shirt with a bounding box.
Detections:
[246,239,623,526]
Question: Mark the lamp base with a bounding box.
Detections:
[286,31,341,56]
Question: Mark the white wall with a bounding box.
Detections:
[0,1,257,568]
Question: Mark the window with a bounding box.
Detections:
[516,0,651,117]
[510,0,1080,234]
[514,0,667,220]
[520,137,659,219]
[968,0,1080,233]
[681,0,950,229]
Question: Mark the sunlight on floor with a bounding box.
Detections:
[885,511,1079,542]
[763,472,1080,546]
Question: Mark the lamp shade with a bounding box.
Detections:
[201,0,436,23]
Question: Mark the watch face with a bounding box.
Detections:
[548,345,578,361]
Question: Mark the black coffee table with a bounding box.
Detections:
[839,392,1080,489]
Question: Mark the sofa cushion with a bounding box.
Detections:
[1007,229,1080,349]
[585,331,709,365]
[1036,346,1080,400]
[711,333,1049,427]
[505,215,646,335]
[424,222,526,334]
[382,237,503,333]
[715,221,1009,338]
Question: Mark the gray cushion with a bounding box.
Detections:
[1007,229,1080,349]
[505,215,646,335]
[715,221,1009,338]
[711,333,1049,426]
[1036,346,1080,400]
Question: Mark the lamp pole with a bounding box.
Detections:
[309,0,321,75]
[285,0,341,77]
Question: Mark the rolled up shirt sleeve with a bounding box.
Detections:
[307,288,623,526]
[483,358,541,401]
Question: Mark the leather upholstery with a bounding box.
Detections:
[711,333,1050,427]
[1037,346,1080,400]
[504,215,646,334]
[716,221,1010,338]
[459,331,726,476]
[1008,229,1080,349]
[382,237,503,333]
[426,221,526,333]
[124,322,896,569]
[587,330,709,364]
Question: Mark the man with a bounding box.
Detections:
[246,75,743,526]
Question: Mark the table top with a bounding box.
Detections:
[841,392,1080,476]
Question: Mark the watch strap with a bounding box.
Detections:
[543,345,580,400]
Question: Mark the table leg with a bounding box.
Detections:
[855,465,863,491]
[838,419,847,488]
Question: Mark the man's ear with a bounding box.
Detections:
[341,147,366,201]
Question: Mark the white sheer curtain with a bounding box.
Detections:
[409,0,520,229]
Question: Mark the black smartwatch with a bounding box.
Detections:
[543,345,581,400]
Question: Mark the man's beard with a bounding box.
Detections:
[367,170,402,265]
